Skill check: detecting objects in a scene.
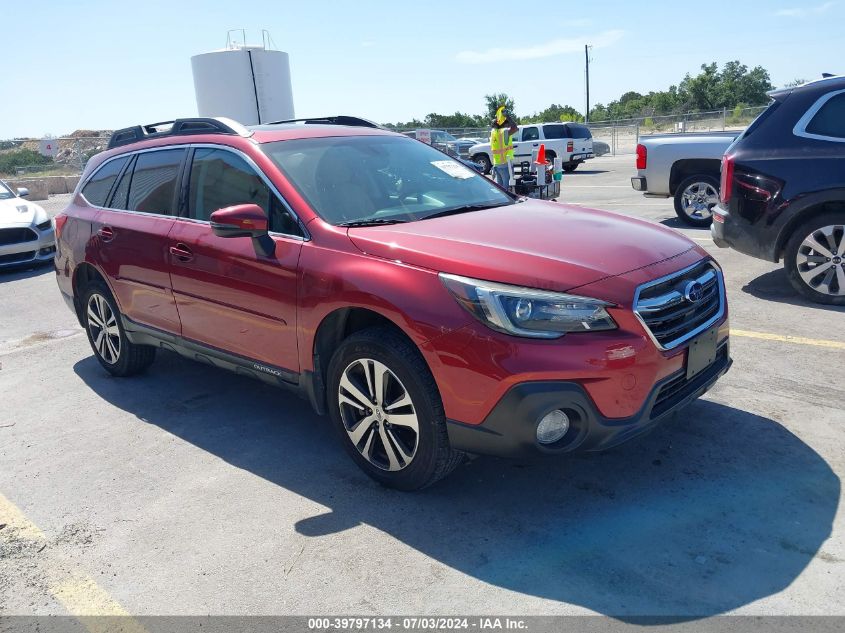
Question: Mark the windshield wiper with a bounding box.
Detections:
[422,202,512,220]
[337,218,408,228]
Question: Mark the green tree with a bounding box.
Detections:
[484,93,516,122]
[522,104,583,124]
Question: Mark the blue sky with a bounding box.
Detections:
[4,0,844,138]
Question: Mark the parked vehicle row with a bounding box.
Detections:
[469,122,595,174]
[53,115,730,490]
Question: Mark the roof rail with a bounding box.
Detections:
[262,115,383,129]
[107,117,253,149]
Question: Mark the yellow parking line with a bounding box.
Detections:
[732,329,845,350]
[0,492,148,632]
[0,491,46,541]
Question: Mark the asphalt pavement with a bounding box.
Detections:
[1,155,843,620]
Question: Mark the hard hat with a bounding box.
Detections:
[496,106,507,126]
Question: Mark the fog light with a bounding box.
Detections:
[536,409,570,444]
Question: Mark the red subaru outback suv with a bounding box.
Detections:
[54,116,731,490]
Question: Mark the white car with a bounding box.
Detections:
[469,122,595,174]
[0,180,56,269]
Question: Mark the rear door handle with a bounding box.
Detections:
[169,243,194,262]
[97,226,114,242]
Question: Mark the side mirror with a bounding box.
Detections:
[209,203,275,258]
[16,187,29,198]
[210,204,268,238]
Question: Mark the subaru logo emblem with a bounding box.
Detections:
[684,281,704,303]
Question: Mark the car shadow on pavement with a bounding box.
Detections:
[0,262,53,284]
[74,352,840,620]
[658,218,712,233]
[743,267,845,312]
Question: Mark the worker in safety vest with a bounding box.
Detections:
[490,106,518,188]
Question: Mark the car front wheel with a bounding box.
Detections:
[82,281,156,376]
[784,213,845,305]
[327,326,463,490]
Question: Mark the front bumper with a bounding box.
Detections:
[0,226,56,268]
[447,341,731,459]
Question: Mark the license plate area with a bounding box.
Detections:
[686,326,719,380]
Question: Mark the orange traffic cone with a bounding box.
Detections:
[535,143,547,165]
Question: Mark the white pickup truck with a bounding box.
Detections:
[469,122,595,175]
[631,131,740,227]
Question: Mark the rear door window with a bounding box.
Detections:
[522,127,540,141]
[107,156,135,210]
[81,157,128,207]
[806,91,845,139]
[127,149,186,215]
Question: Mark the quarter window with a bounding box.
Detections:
[806,92,845,139]
[81,157,128,207]
[126,149,185,215]
[187,148,302,236]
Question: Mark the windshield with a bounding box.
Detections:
[0,180,14,200]
[262,135,513,225]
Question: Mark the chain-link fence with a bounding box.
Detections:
[394,105,768,157]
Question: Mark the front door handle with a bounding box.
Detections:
[97,226,115,242]
[169,243,194,263]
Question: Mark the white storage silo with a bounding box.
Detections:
[191,44,295,126]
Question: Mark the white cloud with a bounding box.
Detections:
[776,1,836,17]
[456,29,624,64]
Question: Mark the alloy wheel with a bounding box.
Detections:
[86,293,121,364]
[337,358,419,472]
[681,182,719,220]
[795,224,845,296]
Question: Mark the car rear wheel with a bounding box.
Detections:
[784,213,845,305]
[472,153,491,175]
[562,162,579,173]
[674,175,719,227]
[327,326,463,490]
[82,281,156,376]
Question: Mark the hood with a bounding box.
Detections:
[347,200,696,292]
[0,196,46,227]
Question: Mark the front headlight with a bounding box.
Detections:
[440,273,617,339]
[37,219,52,231]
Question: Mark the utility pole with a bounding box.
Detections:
[585,44,591,123]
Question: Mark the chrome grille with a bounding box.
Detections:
[0,227,38,246]
[634,260,725,350]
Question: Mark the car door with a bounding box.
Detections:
[167,145,304,378]
[514,126,540,163]
[91,149,185,333]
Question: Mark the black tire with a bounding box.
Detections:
[327,326,463,491]
[562,162,579,173]
[472,153,492,175]
[784,212,845,306]
[81,281,156,376]
[673,174,719,227]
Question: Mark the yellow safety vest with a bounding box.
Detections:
[490,128,514,166]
